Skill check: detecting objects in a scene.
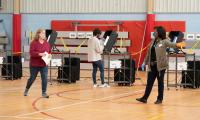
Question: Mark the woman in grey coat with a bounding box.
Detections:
[136,26,185,104]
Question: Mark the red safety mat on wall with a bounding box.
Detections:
[51,20,185,67]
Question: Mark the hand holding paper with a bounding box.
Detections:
[42,52,52,65]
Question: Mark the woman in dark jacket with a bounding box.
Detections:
[136,26,185,104]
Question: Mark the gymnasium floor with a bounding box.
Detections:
[0,70,200,120]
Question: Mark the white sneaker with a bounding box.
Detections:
[106,84,110,87]
[93,84,98,88]
[99,83,110,88]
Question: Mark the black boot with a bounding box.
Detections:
[154,100,162,104]
[136,98,147,103]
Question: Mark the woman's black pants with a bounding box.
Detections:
[142,64,166,101]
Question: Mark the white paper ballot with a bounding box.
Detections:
[42,52,52,65]
[173,37,178,43]
[47,35,50,42]
[104,36,109,46]
[0,57,3,64]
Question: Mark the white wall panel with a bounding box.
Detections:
[20,0,146,13]
[3,0,200,14]
[154,0,200,13]
[0,0,13,13]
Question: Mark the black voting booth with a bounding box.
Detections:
[1,56,22,80]
[114,59,136,86]
[167,31,185,53]
[46,29,80,83]
[167,31,200,89]
[103,30,135,85]
[46,29,58,45]
[103,31,118,53]
[168,31,184,43]
[46,30,80,83]
[181,61,200,88]
[57,57,80,83]
[46,29,58,51]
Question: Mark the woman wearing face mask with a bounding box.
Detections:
[136,26,185,104]
[24,29,51,98]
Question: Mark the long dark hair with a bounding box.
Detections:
[154,26,166,40]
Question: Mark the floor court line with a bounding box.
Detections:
[0,115,56,120]
[0,80,76,93]
[16,89,145,117]
[0,85,40,92]
[146,107,174,120]
[30,87,101,120]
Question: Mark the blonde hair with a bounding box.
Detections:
[34,28,45,40]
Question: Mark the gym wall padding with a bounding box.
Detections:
[51,20,185,67]
[13,14,21,53]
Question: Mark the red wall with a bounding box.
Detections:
[51,20,185,67]
[13,14,21,54]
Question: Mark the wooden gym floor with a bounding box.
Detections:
[0,70,200,120]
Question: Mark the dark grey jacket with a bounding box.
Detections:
[144,38,177,71]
